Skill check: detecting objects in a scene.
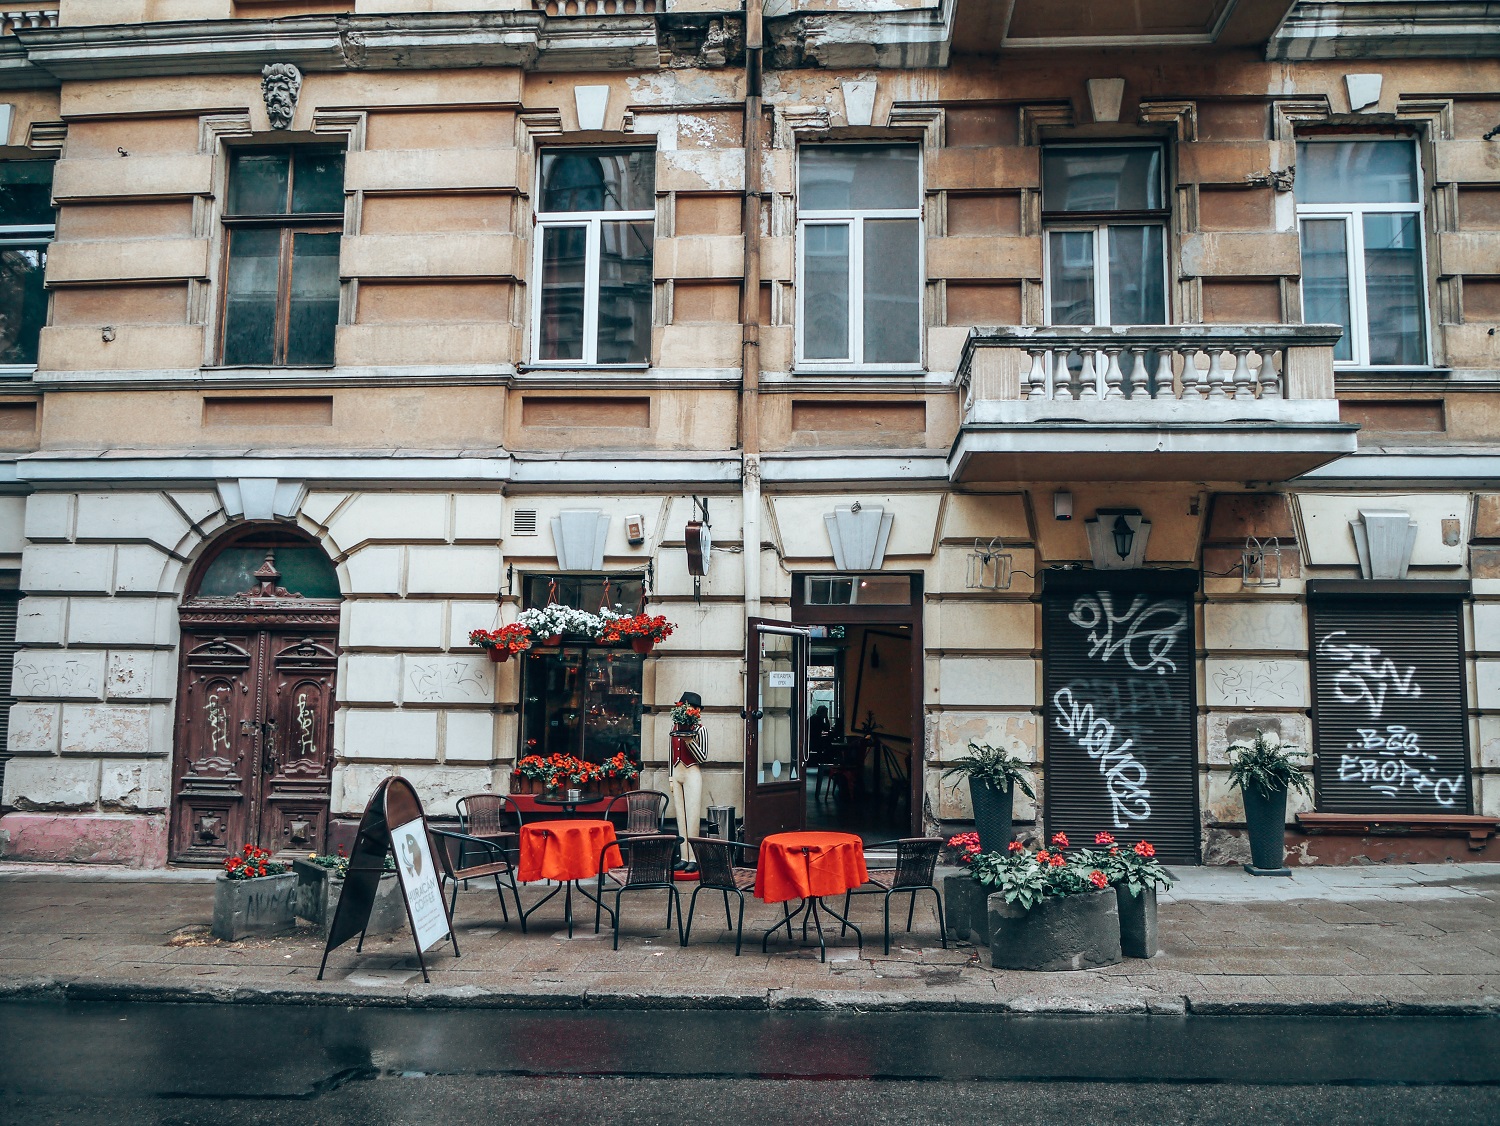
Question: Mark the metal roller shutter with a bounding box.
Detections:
[1042,571,1201,864]
[0,592,17,805]
[1310,593,1469,814]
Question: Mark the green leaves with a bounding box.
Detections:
[941,740,1036,799]
[1227,729,1313,799]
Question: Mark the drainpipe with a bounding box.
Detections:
[740,0,764,619]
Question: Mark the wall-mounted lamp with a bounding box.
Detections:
[1111,514,1135,560]
[1053,490,1073,521]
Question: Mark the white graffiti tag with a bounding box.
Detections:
[1339,725,1463,807]
[1316,631,1421,719]
[1052,687,1152,829]
[296,692,317,758]
[1068,593,1186,676]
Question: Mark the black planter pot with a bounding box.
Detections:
[968,778,1015,854]
[1242,784,1291,875]
[1115,884,1158,959]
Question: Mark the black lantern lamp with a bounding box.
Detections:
[1111,514,1135,560]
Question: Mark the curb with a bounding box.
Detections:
[4,976,1499,1018]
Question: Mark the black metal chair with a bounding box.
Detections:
[456,793,524,866]
[840,837,946,955]
[429,826,527,932]
[594,833,685,950]
[682,836,759,956]
[602,789,669,841]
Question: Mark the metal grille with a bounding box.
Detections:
[0,592,17,804]
[1042,573,1200,864]
[511,509,538,536]
[1310,596,1469,814]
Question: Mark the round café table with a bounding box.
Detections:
[518,819,622,938]
[755,831,868,961]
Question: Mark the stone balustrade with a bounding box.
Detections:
[957,324,1344,421]
[533,0,660,14]
[1,9,58,35]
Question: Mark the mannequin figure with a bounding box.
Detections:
[669,691,707,871]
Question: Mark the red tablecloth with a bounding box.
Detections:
[518,820,622,883]
[754,831,868,904]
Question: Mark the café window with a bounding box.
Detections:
[1295,138,1428,367]
[519,575,646,765]
[219,147,345,367]
[532,148,655,366]
[802,574,913,606]
[796,144,923,368]
[0,162,55,370]
[1042,145,1168,327]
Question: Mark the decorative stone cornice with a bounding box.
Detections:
[1269,2,1500,60]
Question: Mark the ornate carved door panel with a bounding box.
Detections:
[171,544,342,864]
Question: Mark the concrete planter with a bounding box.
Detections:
[943,872,990,946]
[211,872,298,941]
[1115,884,1158,959]
[988,887,1123,971]
[292,858,407,938]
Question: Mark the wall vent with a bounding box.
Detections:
[512,509,539,536]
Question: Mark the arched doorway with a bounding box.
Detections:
[170,527,342,864]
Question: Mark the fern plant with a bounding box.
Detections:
[942,741,1036,798]
[1226,730,1312,799]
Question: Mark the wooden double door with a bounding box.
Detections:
[170,609,339,864]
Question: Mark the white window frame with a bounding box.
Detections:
[0,169,54,377]
[1040,142,1169,328]
[1295,138,1431,369]
[530,150,655,369]
[794,144,924,372]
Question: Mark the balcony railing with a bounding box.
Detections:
[951,324,1356,483]
[533,0,659,14]
[2,9,58,35]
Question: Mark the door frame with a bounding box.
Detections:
[742,618,811,843]
[790,572,925,838]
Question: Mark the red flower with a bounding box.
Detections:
[1095,832,1116,846]
[1006,840,1025,854]
[1050,832,1069,849]
[1088,870,1108,889]
[1049,853,1066,868]
[1133,840,1156,858]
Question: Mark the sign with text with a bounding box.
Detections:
[390,815,449,952]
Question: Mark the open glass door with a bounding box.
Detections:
[743,618,810,843]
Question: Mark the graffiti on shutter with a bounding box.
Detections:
[1311,597,1469,814]
[1043,572,1201,864]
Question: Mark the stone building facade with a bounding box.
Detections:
[0,1,1498,867]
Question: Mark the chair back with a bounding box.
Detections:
[687,837,737,891]
[616,834,679,887]
[607,789,668,835]
[458,793,523,838]
[890,837,943,890]
[427,827,462,881]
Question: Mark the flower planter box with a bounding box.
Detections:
[211,872,299,942]
[1116,884,1158,959]
[942,872,990,946]
[292,858,407,938]
[510,775,637,797]
[987,887,1123,971]
[510,776,543,795]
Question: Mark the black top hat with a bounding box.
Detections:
[676,691,703,709]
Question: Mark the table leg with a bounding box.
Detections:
[761,899,798,953]
[816,895,863,953]
[520,882,562,932]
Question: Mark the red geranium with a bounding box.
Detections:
[1133,840,1156,858]
[1050,832,1069,849]
[1088,870,1108,889]
[1095,832,1116,847]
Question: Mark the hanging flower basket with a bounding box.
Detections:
[470,624,532,662]
[545,634,563,647]
[631,637,655,654]
[601,612,675,652]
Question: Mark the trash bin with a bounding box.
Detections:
[706,805,737,841]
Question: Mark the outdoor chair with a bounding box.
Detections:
[593,833,685,950]
[840,837,946,955]
[456,793,524,867]
[682,836,759,956]
[429,825,527,932]
[603,789,669,842]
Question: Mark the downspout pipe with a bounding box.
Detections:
[741,0,764,620]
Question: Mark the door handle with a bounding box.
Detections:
[742,708,763,721]
[261,719,278,775]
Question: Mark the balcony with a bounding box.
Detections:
[950,324,1357,484]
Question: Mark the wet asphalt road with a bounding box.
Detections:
[1,1002,1497,1125]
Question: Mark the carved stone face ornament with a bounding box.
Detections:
[261,63,303,131]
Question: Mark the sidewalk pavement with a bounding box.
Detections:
[2,861,1499,1016]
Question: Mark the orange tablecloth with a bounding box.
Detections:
[754,831,868,904]
[518,819,622,883]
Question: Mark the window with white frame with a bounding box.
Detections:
[796,144,923,368]
[0,162,54,370]
[1295,138,1428,368]
[1042,145,1168,327]
[532,148,655,366]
